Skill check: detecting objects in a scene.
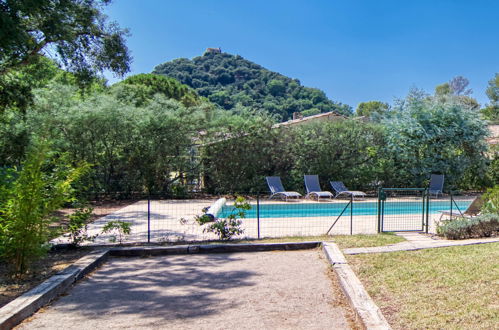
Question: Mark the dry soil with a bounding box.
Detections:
[17,250,357,329]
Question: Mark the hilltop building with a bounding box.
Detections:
[204,47,222,55]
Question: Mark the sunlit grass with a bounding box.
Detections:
[332,232,405,249]
[348,243,499,329]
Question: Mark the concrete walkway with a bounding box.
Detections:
[343,232,499,255]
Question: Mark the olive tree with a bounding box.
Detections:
[383,90,489,189]
[26,82,207,194]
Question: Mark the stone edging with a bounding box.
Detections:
[323,243,391,330]
[110,241,321,256]
[0,241,321,329]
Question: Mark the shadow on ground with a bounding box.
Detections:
[49,254,257,321]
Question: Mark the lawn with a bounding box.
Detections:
[347,243,499,329]
[332,232,405,249]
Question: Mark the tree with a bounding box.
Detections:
[481,105,499,122]
[436,76,472,97]
[0,142,88,273]
[290,120,388,190]
[481,73,499,122]
[153,52,353,120]
[449,76,472,96]
[356,101,390,119]
[0,0,131,110]
[486,73,499,103]
[0,57,60,111]
[201,116,288,193]
[267,79,286,96]
[384,90,489,188]
[202,117,389,193]
[435,83,452,96]
[23,82,210,194]
[112,74,203,107]
[435,77,479,111]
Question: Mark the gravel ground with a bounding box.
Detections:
[17,250,356,330]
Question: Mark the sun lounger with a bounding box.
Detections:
[266,176,302,201]
[438,195,483,220]
[330,181,366,199]
[304,175,333,200]
[429,174,444,198]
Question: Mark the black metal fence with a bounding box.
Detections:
[52,190,477,245]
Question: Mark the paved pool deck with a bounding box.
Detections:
[51,197,475,245]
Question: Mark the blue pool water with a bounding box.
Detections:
[218,200,472,219]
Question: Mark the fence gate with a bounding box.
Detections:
[378,188,429,233]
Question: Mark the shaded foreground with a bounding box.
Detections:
[18,250,358,329]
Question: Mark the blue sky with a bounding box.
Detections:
[104,0,499,109]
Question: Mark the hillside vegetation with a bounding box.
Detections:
[153,52,352,120]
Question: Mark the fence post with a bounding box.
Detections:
[450,191,453,219]
[425,188,430,234]
[350,194,353,235]
[377,188,381,233]
[147,195,151,243]
[257,193,261,239]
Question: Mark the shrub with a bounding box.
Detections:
[482,185,499,214]
[0,142,89,274]
[437,214,499,239]
[67,206,96,247]
[383,90,489,189]
[196,196,250,240]
[101,220,131,244]
[202,119,388,193]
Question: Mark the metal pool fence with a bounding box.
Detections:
[56,190,476,245]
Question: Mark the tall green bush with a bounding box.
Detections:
[202,118,390,193]
[290,120,389,190]
[202,117,295,193]
[383,90,489,189]
[0,142,88,273]
[25,83,209,194]
[482,185,499,214]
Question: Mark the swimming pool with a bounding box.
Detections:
[218,200,472,218]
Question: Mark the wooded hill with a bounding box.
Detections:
[152,51,352,120]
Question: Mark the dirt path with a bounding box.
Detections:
[17,250,357,329]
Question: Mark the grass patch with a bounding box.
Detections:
[332,232,405,249]
[348,243,499,329]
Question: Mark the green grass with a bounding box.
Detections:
[332,232,405,249]
[348,243,499,329]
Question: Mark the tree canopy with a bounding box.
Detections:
[152,52,352,120]
[355,101,389,119]
[111,73,204,107]
[0,0,131,111]
[0,0,130,77]
[482,73,499,122]
[383,89,489,188]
